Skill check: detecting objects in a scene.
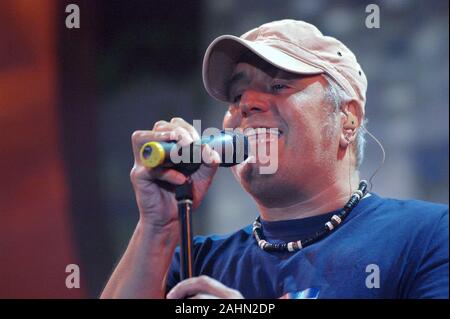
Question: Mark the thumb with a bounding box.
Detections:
[190,144,220,185]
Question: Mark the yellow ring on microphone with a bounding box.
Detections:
[140,141,165,168]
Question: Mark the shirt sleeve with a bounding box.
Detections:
[407,208,449,298]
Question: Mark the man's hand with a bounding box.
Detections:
[166,275,244,299]
[131,117,220,230]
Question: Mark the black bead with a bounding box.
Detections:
[359,181,368,194]
[338,210,346,218]
[344,196,359,211]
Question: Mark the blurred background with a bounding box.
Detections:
[0,0,448,298]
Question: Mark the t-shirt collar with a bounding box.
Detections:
[258,193,375,243]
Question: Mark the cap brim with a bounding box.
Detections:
[202,35,324,103]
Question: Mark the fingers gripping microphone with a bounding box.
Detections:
[139,130,249,175]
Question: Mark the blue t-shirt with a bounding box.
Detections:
[166,193,449,298]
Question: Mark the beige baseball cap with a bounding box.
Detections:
[202,19,367,114]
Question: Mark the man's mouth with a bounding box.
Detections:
[243,127,282,158]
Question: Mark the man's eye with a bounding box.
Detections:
[271,84,289,92]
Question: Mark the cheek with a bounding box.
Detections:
[281,93,321,141]
[280,90,334,157]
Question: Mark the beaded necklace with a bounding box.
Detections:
[252,180,368,252]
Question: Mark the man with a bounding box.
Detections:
[101,20,448,299]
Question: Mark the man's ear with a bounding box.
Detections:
[339,100,362,148]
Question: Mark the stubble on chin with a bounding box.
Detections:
[237,166,288,207]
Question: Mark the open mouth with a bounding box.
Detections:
[243,127,283,153]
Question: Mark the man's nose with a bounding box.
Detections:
[239,90,270,118]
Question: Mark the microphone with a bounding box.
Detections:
[139,130,249,175]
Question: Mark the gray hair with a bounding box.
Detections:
[323,74,367,168]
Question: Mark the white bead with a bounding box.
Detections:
[331,215,342,224]
[287,242,295,252]
[258,240,267,249]
[297,240,303,249]
[353,190,363,199]
[326,221,334,230]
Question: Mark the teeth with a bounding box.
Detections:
[244,128,281,137]
[246,129,280,145]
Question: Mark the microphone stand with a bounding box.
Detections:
[175,178,194,280]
